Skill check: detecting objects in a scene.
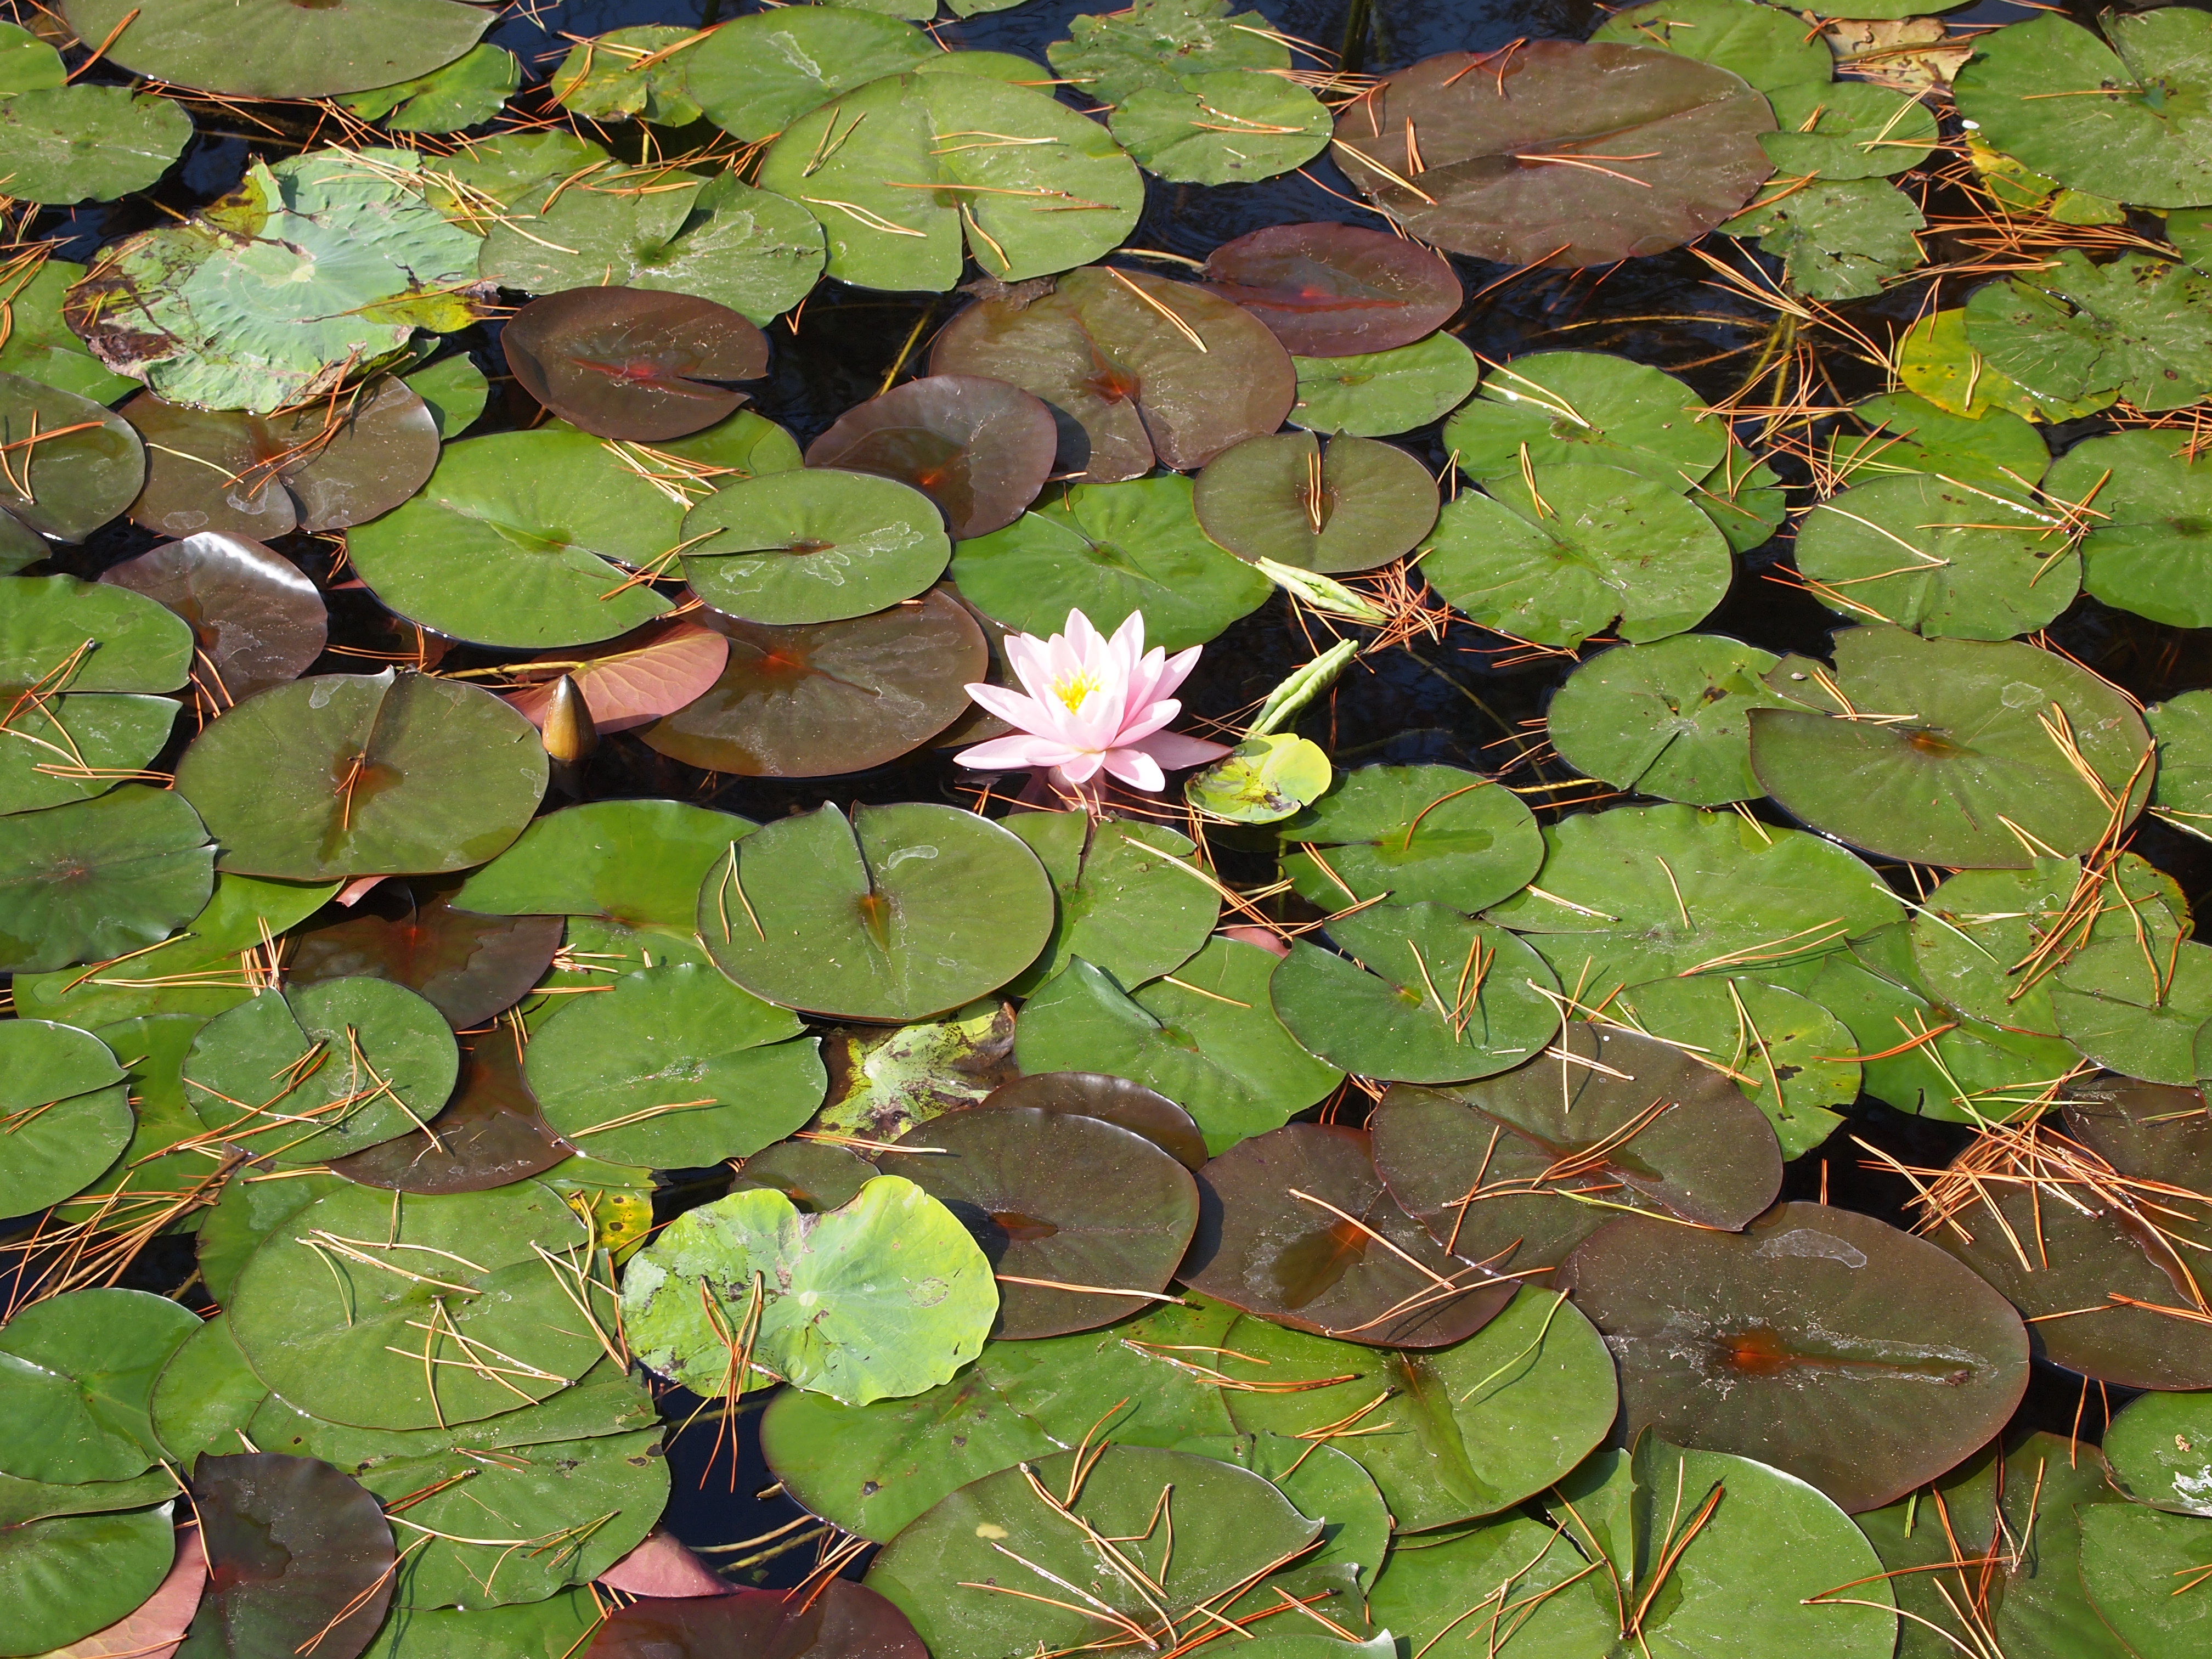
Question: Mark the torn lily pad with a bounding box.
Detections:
[67,148,487,413]
[1720,176,1925,301]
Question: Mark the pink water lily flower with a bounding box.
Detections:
[956,608,1231,794]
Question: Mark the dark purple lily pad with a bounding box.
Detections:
[977,1071,1207,1171]
[121,377,439,538]
[803,374,1056,539]
[1201,222,1462,357]
[285,884,563,1028]
[732,1137,877,1212]
[1182,1121,1517,1348]
[586,1580,926,1659]
[1560,1202,2031,1512]
[500,286,769,442]
[643,590,986,777]
[99,533,327,708]
[185,1452,394,1659]
[929,267,1296,483]
[1373,1024,1784,1280]
[1330,42,1775,267]
[889,1105,1200,1340]
[329,1027,568,1194]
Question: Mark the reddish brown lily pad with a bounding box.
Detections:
[185,1453,393,1659]
[1201,222,1462,357]
[121,377,439,538]
[803,374,1057,539]
[504,617,729,736]
[328,1028,568,1194]
[99,532,327,707]
[643,590,986,777]
[500,286,769,442]
[285,884,562,1027]
[928,267,1296,483]
[977,1071,1207,1171]
[1330,42,1775,268]
[586,1581,925,1659]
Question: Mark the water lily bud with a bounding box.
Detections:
[541,674,597,765]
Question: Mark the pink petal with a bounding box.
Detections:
[957,733,1078,771]
[1112,698,1183,746]
[1102,747,1167,792]
[1063,609,1103,654]
[1057,748,1108,783]
[1108,610,1147,662]
[1134,730,1234,769]
[1001,633,1059,705]
[1222,925,1292,958]
[334,876,385,908]
[597,1530,732,1598]
[1152,644,1204,702]
[47,1527,205,1659]
[964,683,1063,738]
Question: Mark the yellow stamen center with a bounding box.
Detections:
[1051,672,1101,714]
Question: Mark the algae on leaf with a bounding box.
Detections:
[66,148,488,413]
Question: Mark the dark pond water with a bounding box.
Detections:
[19,0,2212,1586]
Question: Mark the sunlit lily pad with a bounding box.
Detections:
[100,534,326,706]
[0,1502,176,1657]
[1193,432,1437,574]
[1185,733,1331,826]
[500,287,766,443]
[1443,351,1724,489]
[1964,250,2212,415]
[644,590,985,776]
[1203,222,1461,358]
[1014,941,1344,1155]
[525,963,821,1166]
[1762,81,1938,179]
[1562,1201,2029,1511]
[1277,763,1543,911]
[812,998,1016,1144]
[1545,634,1798,805]
[67,149,485,414]
[175,669,546,881]
[0,374,144,543]
[421,130,609,222]
[0,1019,130,1217]
[477,171,824,329]
[1288,333,1479,437]
[701,802,1053,1022]
[891,1105,1200,1339]
[952,474,1271,650]
[344,429,683,650]
[805,374,1056,540]
[1047,0,1285,104]
[2047,428,2212,628]
[1747,624,2153,867]
[0,1288,198,1483]
[1616,973,1860,1157]
[2053,935,2212,1085]
[1827,390,2050,489]
[502,618,729,737]
[680,468,950,626]
[624,1175,996,1406]
[1109,70,1330,186]
[452,798,753,934]
[550,26,701,125]
[929,266,1296,481]
[330,1030,567,1196]
[1720,174,1926,301]
[61,0,492,98]
[1272,902,1561,1085]
[0,785,213,974]
[341,42,518,133]
[680,9,934,142]
[1004,810,1217,994]
[1483,802,1900,1001]
[1330,42,1775,267]
[0,85,190,205]
[2103,1384,2212,1511]
[1592,0,1834,92]
[1421,462,1733,648]
[2081,1501,2212,1657]
[0,257,137,403]
[1895,306,2073,423]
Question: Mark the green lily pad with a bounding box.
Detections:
[1277,763,1543,911]
[0,1019,129,1217]
[450,799,752,936]
[680,469,950,625]
[524,963,821,1167]
[1014,941,1344,1155]
[0,375,144,543]
[225,1178,605,1430]
[812,999,1017,1145]
[176,669,545,882]
[1827,390,2050,489]
[699,802,1053,1022]
[681,10,934,142]
[1289,333,1480,437]
[2053,936,2212,1085]
[1271,902,1561,1085]
[1177,1432,1389,1603]
[150,1312,274,1466]
[1895,306,2075,423]
[183,977,458,1164]
[0,21,60,93]
[1690,441,1787,554]
[1186,733,1333,826]
[1484,802,1900,1002]
[0,1502,175,1657]
[54,1011,216,1232]
[1719,176,1926,301]
[359,1588,605,1659]
[1562,1201,2029,1512]
[1002,810,1217,995]
[1443,351,1724,490]
[195,1170,347,1304]
[0,84,191,205]
[1047,0,1287,104]
[341,43,518,132]
[1965,250,2212,415]
[2049,428,2212,628]
[1746,624,2153,867]
[624,1175,995,1407]
[0,1466,175,1526]
[865,1443,1319,1659]
[0,1288,199,1483]
[66,148,484,414]
[951,475,1271,650]
[2104,1386,2212,1512]
[345,429,684,650]
[61,0,492,99]
[1545,634,1799,805]
[0,257,138,403]
[1592,0,1834,92]
[402,351,488,439]
[2080,1501,2212,1658]
[423,130,610,223]
[1109,70,1330,186]
[1762,81,1937,179]
[1792,473,2079,639]
[477,171,824,329]
[1222,1286,1617,1532]
[1193,432,1438,574]
[929,266,1296,481]
[758,72,1141,291]
[0,785,213,975]
[2154,689,2212,840]
[1421,463,1733,649]
[1953,9,2212,211]
[550,27,702,125]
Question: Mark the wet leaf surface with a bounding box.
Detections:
[184,1453,393,1659]
[501,288,767,443]
[1202,222,1460,358]
[287,887,561,1028]
[804,375,1057,540]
